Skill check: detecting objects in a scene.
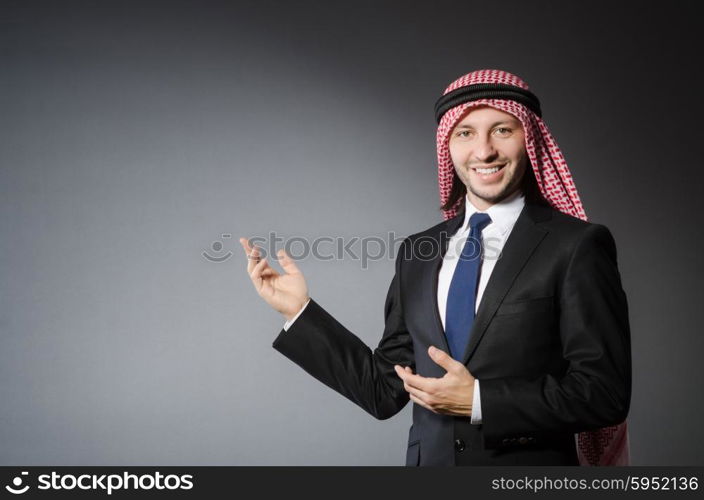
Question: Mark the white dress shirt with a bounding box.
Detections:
[283,190,526,425]
[438,190,525,424]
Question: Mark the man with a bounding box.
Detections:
[240,69,631,466]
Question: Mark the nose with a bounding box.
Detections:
[473,135,498,163]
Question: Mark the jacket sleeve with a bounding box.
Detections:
[271,238,414,420]
[479,224,632,448]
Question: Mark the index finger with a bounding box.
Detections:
[239,237,253,254]
[239,237,261,272]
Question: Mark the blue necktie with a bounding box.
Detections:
[445,212,492,360]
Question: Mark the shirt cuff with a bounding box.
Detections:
[470,379,482,424]
[283,298,311,331]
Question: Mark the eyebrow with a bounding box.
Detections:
[454,120,520,130]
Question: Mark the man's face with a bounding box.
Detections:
[448,106,529,210]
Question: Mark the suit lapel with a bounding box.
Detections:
[459,203,551,365]
[427,208,465,356]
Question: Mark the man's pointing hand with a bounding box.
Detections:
[394,345,475,417]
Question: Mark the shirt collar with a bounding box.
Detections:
[461,189,526,236]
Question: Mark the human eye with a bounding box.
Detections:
[493,127,512,136]
[455,130,472,138]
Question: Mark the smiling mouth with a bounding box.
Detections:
[471,163,506,175]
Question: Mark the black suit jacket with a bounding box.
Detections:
[272,202,631,466]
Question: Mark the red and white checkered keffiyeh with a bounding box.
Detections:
[436,69,630,466]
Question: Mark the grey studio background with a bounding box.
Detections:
[1,0,702,465]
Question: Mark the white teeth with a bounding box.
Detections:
[476,166,500,174]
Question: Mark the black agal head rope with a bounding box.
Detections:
[434,83,542,123]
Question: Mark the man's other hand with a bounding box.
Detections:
[394,345,475,417]
[239,237,310,321]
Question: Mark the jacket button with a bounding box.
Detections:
[518,437,528,445]
[502,438,510,446]
[528,437,536,444]
[454,439,466,452]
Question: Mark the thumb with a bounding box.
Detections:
[277,249,301,275]
[428,345,459,373]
